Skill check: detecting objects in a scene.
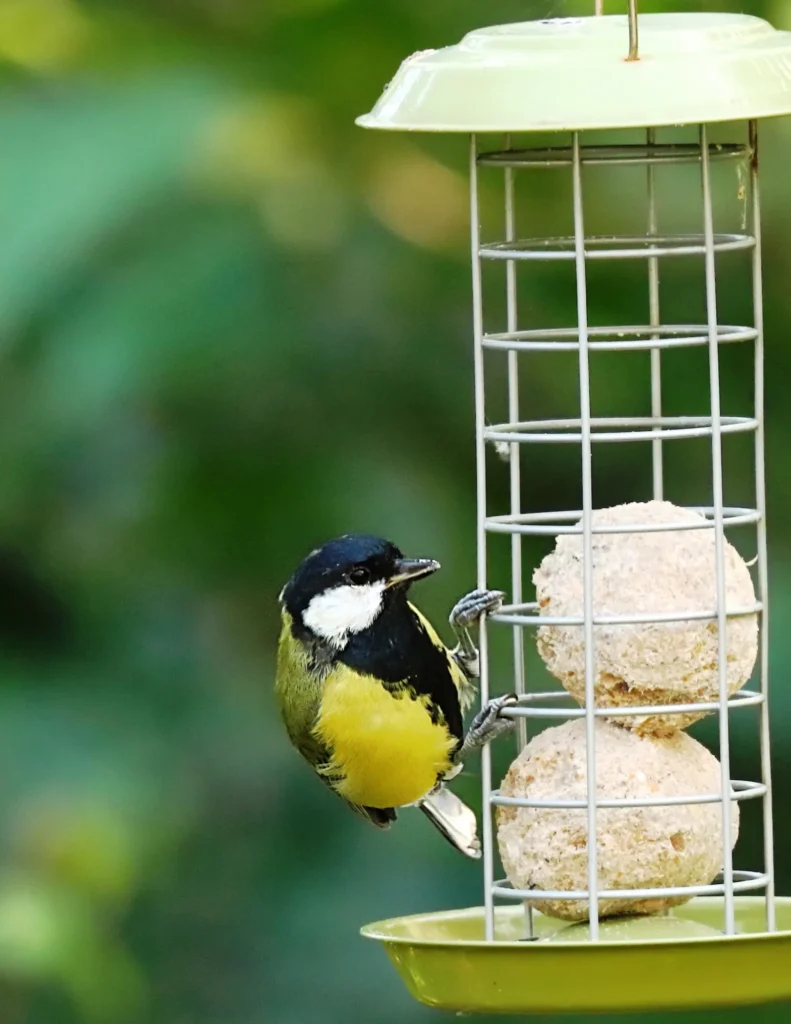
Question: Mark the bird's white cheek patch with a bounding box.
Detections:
[303,583,386,646]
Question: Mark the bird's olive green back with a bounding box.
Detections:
[275,612,329,769]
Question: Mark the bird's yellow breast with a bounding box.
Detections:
[313,664,456,810]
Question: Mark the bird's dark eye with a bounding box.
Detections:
[347,567,371,585]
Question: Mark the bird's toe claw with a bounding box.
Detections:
[449,588,506,629]
[463,694,519,751]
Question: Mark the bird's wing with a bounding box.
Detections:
[275,614,331,768]
[277,618,398,829]
[408,603,478,712]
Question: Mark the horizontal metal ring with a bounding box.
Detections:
[484,415,758,445]
[477,143,750,169]
[496,689,763,721]
[492,602,761,628]
[490,871,768,903]
[490,778,765,811]
[482,324,758,354]
[485,505,760,537]
[479,233,755,262]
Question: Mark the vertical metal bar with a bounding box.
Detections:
[627,0,639,61]
[504,136,526,753]
[470,134,495,943]
[700,123,735,936]
[750,118,776,931]
[647,127,663,500]
[504,134,533,942]
[572,132,599,940]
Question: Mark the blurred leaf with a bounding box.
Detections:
[0,72,231,336]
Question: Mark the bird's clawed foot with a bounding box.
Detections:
[457,693,519,760]
[450,588,505,630]
[449,588,505,679]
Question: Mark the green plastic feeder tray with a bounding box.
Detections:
[362,898,791,1015]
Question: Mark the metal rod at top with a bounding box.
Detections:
[628,0,639,61]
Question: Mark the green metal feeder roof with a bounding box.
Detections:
[357,13,791,133]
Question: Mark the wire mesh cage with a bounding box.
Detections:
[475,119,769,936]
[357,6,791,1015]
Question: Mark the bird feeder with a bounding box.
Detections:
[356,5,791,1016]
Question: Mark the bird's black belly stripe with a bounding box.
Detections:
[338,599,464,744]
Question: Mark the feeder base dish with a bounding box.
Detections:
[361,896,791,1014]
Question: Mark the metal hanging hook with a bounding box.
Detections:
[594,1,638,60]
[627,0,639,60]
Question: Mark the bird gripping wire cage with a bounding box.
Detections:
[357,6,791,1016]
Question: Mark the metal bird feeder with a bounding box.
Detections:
[356,5,791,1015]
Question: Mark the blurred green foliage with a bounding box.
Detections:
[0,0,789,1021]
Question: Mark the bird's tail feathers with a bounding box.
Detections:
[419,786,481,859]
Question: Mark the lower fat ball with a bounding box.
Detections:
[496,718,739,922]
[534,501,758,735]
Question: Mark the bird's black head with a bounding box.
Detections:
[279,534,439,648]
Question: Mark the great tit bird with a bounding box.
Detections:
[275,534,516,858]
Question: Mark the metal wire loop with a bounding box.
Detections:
[485,505,760,536]
[492,871,768,904]
[497,689,763,722]
[480,233,755,262]
[491,777,765,811]
[477,142,749,169]
[484,415,758,445]
[493,602,761,628]
[482,324,758,354]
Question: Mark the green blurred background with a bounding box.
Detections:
[0,0,789,1021]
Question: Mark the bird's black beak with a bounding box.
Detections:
[386,557,441,589]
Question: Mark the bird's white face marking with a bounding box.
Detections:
[303,582,386,648]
